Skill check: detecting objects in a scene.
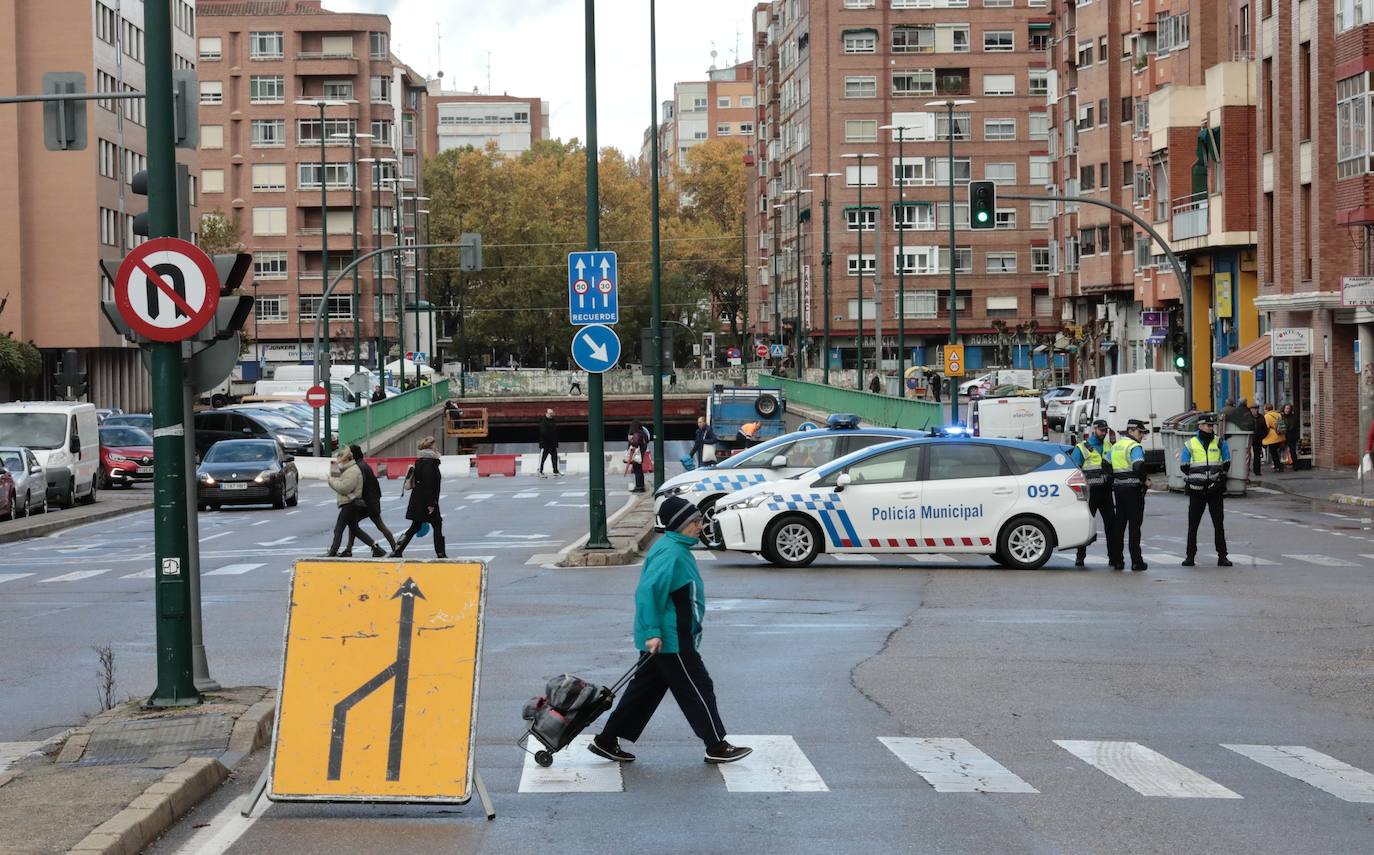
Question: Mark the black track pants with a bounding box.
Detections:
[601,650,727,747]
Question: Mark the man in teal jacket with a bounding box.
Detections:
[591,496,752,765]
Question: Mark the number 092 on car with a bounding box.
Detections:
[711,437,1095,570]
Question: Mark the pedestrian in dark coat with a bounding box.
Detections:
[627,420,648,493]
[1281,403,1299,468]
[1249,405,1266,477]
[391,436,445,558]
[688,416,719,467]
[343,444,397,554]
[537,408,560,476]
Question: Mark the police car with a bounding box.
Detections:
[711,435,1093,570]
[654,414,926,548]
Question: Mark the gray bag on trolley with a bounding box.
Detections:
[522,674,604,748]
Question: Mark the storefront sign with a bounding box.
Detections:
[1214,272,1233,318]
[1341,276,1374,306]
[1272,327,1312,357]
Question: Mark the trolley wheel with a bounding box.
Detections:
[534,750,554,768]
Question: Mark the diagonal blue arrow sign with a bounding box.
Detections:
[571,324,621,373]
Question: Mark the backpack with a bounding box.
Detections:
[1275,416,1289,434]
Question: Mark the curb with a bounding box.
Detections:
[0,498,153,544]
[64,694,276,855]
[1328,493,1374,508]
[557,494,657,567]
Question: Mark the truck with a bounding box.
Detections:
[969,393,1048,441]
[706,386,787,448]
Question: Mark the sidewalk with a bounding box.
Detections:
[559,491,657,567]
[0,687,274,855]
[0,488,153,545]
[1248,467,1374,507]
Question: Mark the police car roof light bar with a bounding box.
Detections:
[826,413,862,430]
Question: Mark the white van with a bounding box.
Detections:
[0,402,100,507]
[254,379,353,402]
[969,394,1048,441]
[958,369,1034,397]
[1090,370,1185,465]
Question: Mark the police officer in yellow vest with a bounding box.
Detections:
[1107,419,1150,571]
[1179,413,1232,567]
[1069,419,1116,567]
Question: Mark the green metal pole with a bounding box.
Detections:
[947,101,958,426]
[772,205,780,365]
[373,165,383,377]
[318,102,331,452]
[395,188,405,389]
[821,174,833,385]
[857,156,866,392]
[740,204,749,385]
[649,0,664,491]
[350,131,360,374]
[896,129,906,398]
[794,193,803,379]
[585,0,611,548]
[146,0,199,707]
[458,215,466,397]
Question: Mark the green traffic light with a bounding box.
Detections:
[1174,354,1187,369]
[977,211,989,222]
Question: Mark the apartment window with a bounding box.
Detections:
[1078,104,1095,130]
[96,2,116,44]
[892,70,935,96]
[369,31,389,59]
[1030,156,1050,184]
[894,202,935,230]
[846,165,879,186]
[985,0,1014,6]
[97,70,117,111]
[123,150,146,185]
[1156,12,1190,55]
[1029,69,1049,96]
[297,118,355,145]
[1121,160,1133,187]
[1134,96,1150,136]
[935,111,971,140]
[845,76,878,98]
[199,81,223,105]
[1134,167,1152,204]
[1098,99,1109,126]
[1079,227,1097,256]
[121,84,145,125]
[692,97,708,111]
[844,30,877,54]
[984,118,1015,141]
[249,75,284,104]
[847,254,877,276]
[892,157,926,186]
[1121,97,1134,124]
[251,164,286,192]
[1300,42,1313,141]
[987,295,1018,318]
[249,207,285,237]
[300,295,354,321]
[983,74,1015,96]
[174,1,194,37]
[1099,163,1110,187]
[1029,113,1049,140]
[121,21,144,62]
[1338,73,1371,178]
[99,207,119,246]
[1337,0,1374,32]
[936,157,972,184]
[371,75,392,102]
[843,0,876,6]
[371,119,395,147]
[986,163,1016,184]
[249,31,283,59]
[201,169,224,194]
[251,119,286,147]
[1134,235,1153,270]
[995,209,1017,229]
[987,252,1017,273]
[249,296,285,323]
[1078,43,1094,67]
[402,154,417,179]
[253,252,288,281]
[950,26,971,53]
[1030,201,1051,226]
[938,247,973,274]
[200,124,223,149]
[892,25,933,54]
[716,123,732,135]
[984,31,1013,52]
[846,207,878,231]
[1098,225,1111,254]
[739,122,754,135]
[97,139,118,179]
[298,162,354,189]
[1079,165,1096,191]
[1032,247,1052,272]
[1120,224,1133,253]
[1262,59,1274,151]
[323,80,354,100]
[1029,27,1051,52]
[373,207,395,233]
[936,203,971,228]
[900,292,939,320]
[741,95,754,107]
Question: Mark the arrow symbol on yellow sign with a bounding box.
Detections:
[326,577,426,782]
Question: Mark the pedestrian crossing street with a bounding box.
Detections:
[518,734,1374,803]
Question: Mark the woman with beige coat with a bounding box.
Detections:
[1262,403,1287,473]
[326,448,386,557]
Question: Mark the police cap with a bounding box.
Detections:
[1198,413,1217,425]
[1125,418,1149,431]
[1091,419,1109,429]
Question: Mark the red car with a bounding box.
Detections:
[98,425,155,488]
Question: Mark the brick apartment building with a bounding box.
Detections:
[426,88,549,158]
[0,0,200,409]
[748,0,1060,381]
[1047,0,1259,412]
[197,0,427,372]
[644,61,754,184]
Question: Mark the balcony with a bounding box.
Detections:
[1171,193,1208,241]
[293,52,359,76]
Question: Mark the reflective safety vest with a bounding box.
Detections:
[1184,436,1225,492]
[1075,440,1112,487]
[1109,438,1143,486]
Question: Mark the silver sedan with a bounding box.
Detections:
[0,446,48,517]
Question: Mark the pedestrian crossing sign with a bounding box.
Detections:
[267,559,487,804]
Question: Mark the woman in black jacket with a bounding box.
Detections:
[391,435,446,558]
[342,444,397,555]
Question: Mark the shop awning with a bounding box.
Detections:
[1213,335,1272,372]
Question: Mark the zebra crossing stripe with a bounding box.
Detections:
[1283,554,1361,567]
[39,569,111,584]
[204,563,265,576]
[1141,552,1185,566]
[122,569,155,580]
[0,573,35,585]
[880,737,1038,793]
[1055,740,1242,798]
[466,493,494,500]
[514,492,538,499]
[1226,553,1279,566]
[832,554,879,562]
[905,553,956,564]
[692,551,717,561]
[1222,744,1374,803]
[517,735,623,793]
[714,735,828,792]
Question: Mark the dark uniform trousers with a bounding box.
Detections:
[601,649,727,747]
[1077,485,1116,562]
[1186,490,1227,560]
[1110,484,1146,568]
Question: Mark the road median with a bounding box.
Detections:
[0,490,153,544]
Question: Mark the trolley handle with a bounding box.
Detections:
[609,651,653,694]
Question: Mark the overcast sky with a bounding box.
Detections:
[330,0,755,157]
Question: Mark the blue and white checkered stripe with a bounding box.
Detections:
[765,493,842,513]
[764,493,858,547]
[692,473,768,493]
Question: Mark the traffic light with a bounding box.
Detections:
[1171,328,1188,372]
[969,180,997,230]
[53,349,87,400]
[42,72,87,151]
[131,163,193,241]
[194,253,254,342]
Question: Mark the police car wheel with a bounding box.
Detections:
[698,499,724,549]
[763,516,821,567]
[997,517,1055,570]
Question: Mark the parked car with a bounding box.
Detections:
[1043,384,1083,431]
[0,462,13,520]
[98,425,155,488]
[0,402,100,508]
[958,369,1034,398]
[94,408,124,424]
[102,413,153,433]
[219,408,316,455]
[0,446,48,517]
[192,409,312,459]
[196,439,300,510]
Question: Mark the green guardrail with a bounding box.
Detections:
[338,379,450,446]
[757,376,945,431]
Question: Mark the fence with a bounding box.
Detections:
[757,376,945,431]
[338,379,450,446]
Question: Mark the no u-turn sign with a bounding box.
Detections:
[114,238,221,342]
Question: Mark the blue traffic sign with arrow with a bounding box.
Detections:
[568,250,618,325]
[571,324,622,373]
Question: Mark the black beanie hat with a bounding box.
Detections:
[658,495,701,533]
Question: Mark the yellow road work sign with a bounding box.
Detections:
[268,559,487,803]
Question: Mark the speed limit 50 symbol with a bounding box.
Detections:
[114,238,221,343]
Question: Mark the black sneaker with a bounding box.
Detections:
[1111,563,1125,571]
[1217,557,1233,567]
[704,741,752,764]
[371,544,387,558]
[1073,555,1086,567]
[588,735,635,763]
[337,550,353,557]
[1132,563,1148,572]
[1181,558,1195,567]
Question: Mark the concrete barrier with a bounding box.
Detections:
[298,452,624,480]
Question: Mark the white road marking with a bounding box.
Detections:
[285,510,301,516]
[518,735,623,793]
[879,737,1038,793]
[1321,512,1356,520]
[1141,552,1185,566]
[1248,486,1280,494]
[0,573,35,585]
[121,568,155,579]
[204,563,265,576]
[692,551,717,561]
[170,792,271,855]
[906,553,957,564]
[250,519,272,527]
[1283,554,1361,567]
[546,501,590,508]
[466,493,494,500]
[0,741,44,772]
[714,735,828,792]
[1222,744,1374,803]
[514,492,539,499]
[199,531,232,543]
[832,554,879,562]
[562,491,588,498]
[314,500,333,507]
[256,536,296,547]
[1055,740,1242,798]
[39,569,111,584]
[1226,553,1278,566]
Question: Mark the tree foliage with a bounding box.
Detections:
[198,210,243,255]
[0,296,41,382]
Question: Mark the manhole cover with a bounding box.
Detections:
[76,713,233,766]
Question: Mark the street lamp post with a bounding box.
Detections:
[359,157,395,378]
[927,99,975,424]
[411,197,431,370]
[786,189,812,379]
[770,203,781,363]
[842,153,878,391]
[808,172,841,385]
[649,0,665,489]
[880,124,913,396]
[330,130,373,376]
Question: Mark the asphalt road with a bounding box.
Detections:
[7,470,1374,853]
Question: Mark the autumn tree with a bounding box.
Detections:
[198,210,242,254]
[672,139,749,353]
